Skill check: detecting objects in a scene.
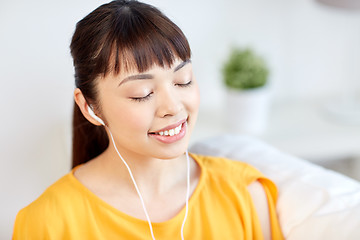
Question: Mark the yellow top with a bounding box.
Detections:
[13,154,284,240]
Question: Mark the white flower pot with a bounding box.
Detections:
[225,86,270,135]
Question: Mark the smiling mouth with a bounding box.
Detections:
[149,118,188,136]
[151,123,183,137]
[148,120,187,144]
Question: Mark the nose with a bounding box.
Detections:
[156,86,183,118]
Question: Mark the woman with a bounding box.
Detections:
[13,1,284,239]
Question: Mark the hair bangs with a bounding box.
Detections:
[103,3,191,75]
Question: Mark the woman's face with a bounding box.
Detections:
[97,58,200,160]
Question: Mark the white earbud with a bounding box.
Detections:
[87,105,105,126]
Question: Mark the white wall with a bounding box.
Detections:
[1,0,360,238]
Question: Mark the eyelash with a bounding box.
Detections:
[176,80,192,87]
[130,80,192,102]
[131,93,153,102]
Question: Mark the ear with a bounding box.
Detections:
[74,88,103,126]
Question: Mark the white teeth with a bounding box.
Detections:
[174,126,180,135]
[156,123,183,137]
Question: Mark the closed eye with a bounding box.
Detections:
[176,80,192,87]
[130,92,153,102]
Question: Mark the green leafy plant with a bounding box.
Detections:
[222,48,269,90]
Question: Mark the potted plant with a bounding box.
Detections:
[222,47,270,135]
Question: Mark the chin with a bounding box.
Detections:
[154,139,191,160]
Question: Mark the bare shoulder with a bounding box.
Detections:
[248,181,271,240]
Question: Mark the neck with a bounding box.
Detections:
[100,143,189,196]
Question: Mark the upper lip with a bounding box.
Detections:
[149,118,187,133]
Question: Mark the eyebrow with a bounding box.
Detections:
[118,59,191,86]
[174,59,191,72]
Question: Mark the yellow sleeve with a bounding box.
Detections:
[12,193,65,240]
[13,207,50,240]
[239,162,284,239]
[258,177,284,240]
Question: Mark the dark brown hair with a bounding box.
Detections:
[70,0,191,168]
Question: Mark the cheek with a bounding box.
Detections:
[187,84,200,112]
[118,104,153,131]
[104,100,153,133]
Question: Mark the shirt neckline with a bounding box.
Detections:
[68,153,206,227]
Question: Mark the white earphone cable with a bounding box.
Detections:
[106,126,190,240]
[181,150,190,240]
[107,126,156,240]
